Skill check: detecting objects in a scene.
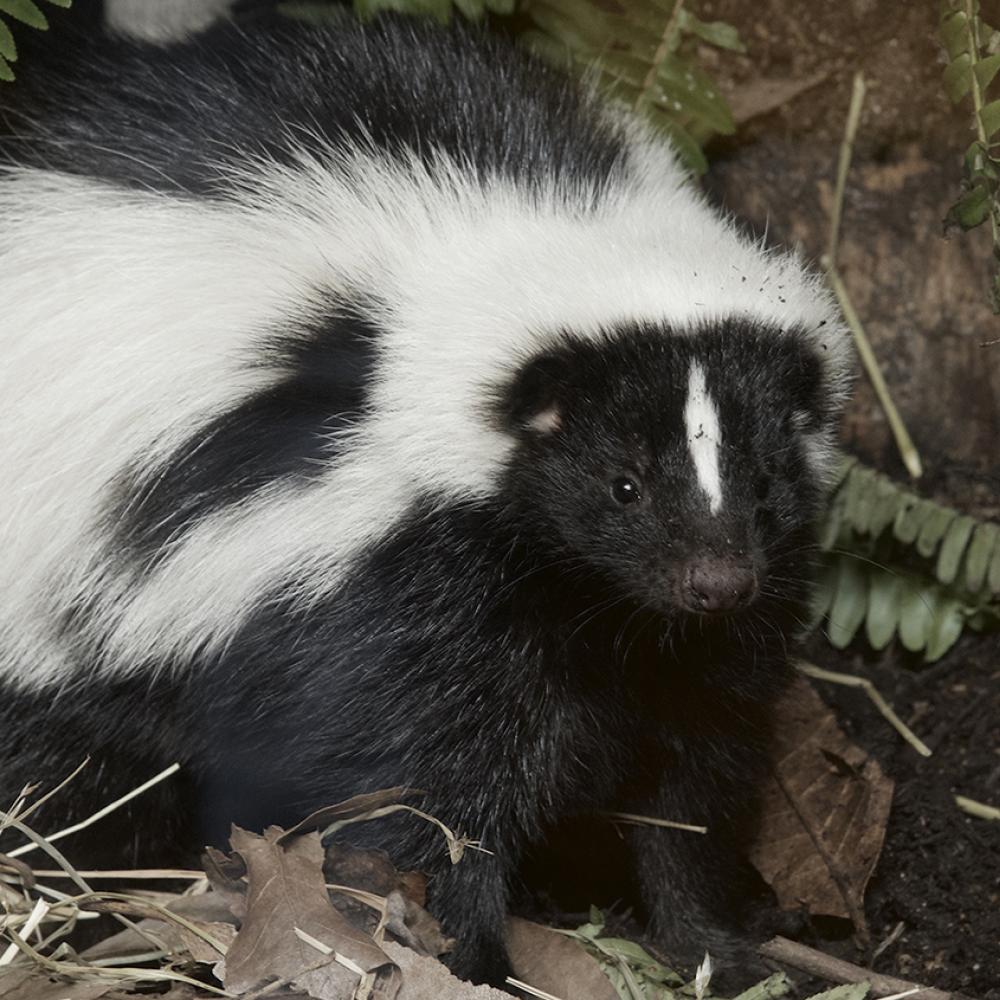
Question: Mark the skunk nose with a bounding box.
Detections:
[684,557,758,613]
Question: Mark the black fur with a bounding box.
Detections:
[110,299,382,565]
[0,13,628,198]
[0,16,837,990]
[2,320,830,986]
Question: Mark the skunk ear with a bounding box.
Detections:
[500,351,571,436]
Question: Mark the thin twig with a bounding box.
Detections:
[606,811,708,834]
[6,762,181,860]
[796,661,932,757]
[822,71,922,480]
[759,936,964,1000]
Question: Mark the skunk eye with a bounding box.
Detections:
[611,477,641,505]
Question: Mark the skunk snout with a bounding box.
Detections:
[681,556,759,614]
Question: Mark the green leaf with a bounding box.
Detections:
[0,52,13,80]
[845,464,874,534]
[525,4,604,57]
[865,568,901,650]
[981,97,1000,138]
[0,0,48,29]
[678,9,746,52]
[899,577,932,652]
[989,530,1000,593]
[803,984,870,1000]
[869,475,901,538]
[827,555,867,648]
[660,120,708,174]
[965,521,999,593]
[946,182,994,229]
[944,51,973,102]
[732,972,793,1000]
[941,9,971,61]
[925,594,966,660]
[936,514,975,584]
[0,17,15,59]
[916,503,957,558]
[819,486,848,550]
[894,497,932,545]
[975,51,1000,90]
[650,56,735,135]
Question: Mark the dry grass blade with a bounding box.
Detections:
[821,72,922,480]
[606,811,707,834]
[506,978,567,1000]
[323,803,490,864]
[796,661,932,757]
[0,896,49,966]
[30,867,204,880]
[5,763,180,861]
[955,794,1000,820]
[0,811,168,954]
[0,759,89,835]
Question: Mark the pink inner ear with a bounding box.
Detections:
[527,403,562,434]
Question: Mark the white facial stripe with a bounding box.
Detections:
[684,362,724,515]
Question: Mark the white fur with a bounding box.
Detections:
[684,363,723,515]
[0,128,850,690]
[105,0,234,42]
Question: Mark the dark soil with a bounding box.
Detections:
[698,3,1000,995]
[801,634,1000,999]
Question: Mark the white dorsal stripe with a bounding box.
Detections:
[684,362,724,515]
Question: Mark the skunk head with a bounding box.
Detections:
[498,319,840,621]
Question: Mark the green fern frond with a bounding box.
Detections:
[522,0,743,174]
[813,457,1000,661]
[0,0,71,82]
[939,0,1000,309]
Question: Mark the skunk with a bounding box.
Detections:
[0,12,851,987]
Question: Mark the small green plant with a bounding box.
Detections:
[813,457,1000,661]
[522,0,743,173]
[0,0,72,82]
[939,0,1000,309]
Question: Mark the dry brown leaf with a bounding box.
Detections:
[224,825,400,999]
[726,72,830,124]
[384,941,514,1000]
[201,845,247,920]
[325,842,427,908]
[382,890,454,958]
[750,678,894,936]
[506,917,618,1000]
[81,892,238,965]
[0,969,117,1000]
